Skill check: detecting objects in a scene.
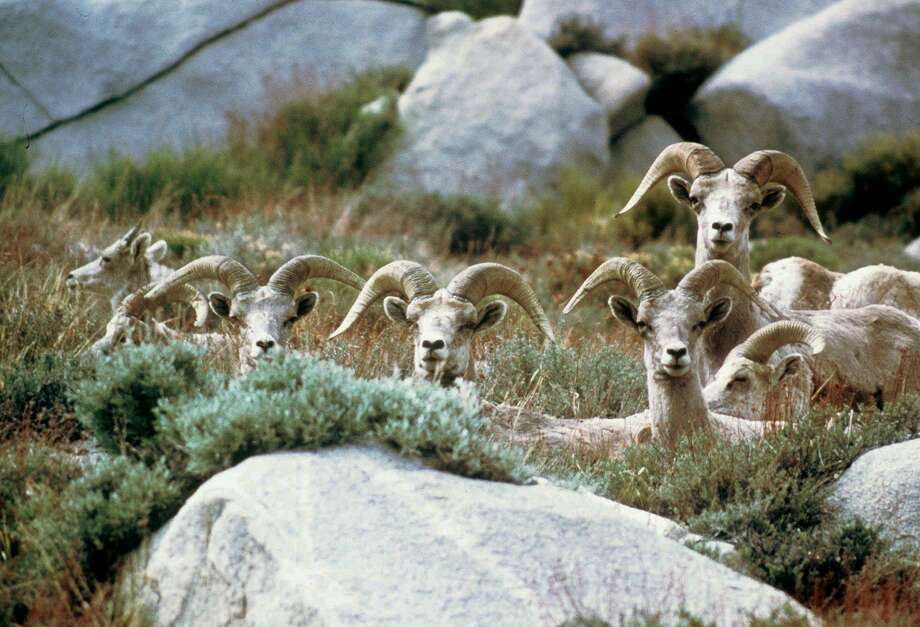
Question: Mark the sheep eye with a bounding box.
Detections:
[284,317,298,326]
[733,376,749,385]
[693,321,706,331]
[689,195,699,205]
[749,202,760,211]
[101,256,111,264]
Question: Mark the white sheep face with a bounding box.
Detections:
[704,351,805,421]
[609,290,732,380]
[208,286,318,371]
[383,289,506,384]
[668,170,786,262]
[67,230,167,298]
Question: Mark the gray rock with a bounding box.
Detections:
[125,446,811,626]
[609,116,682,179]
[566,53,650,138]
[693,0,920,174]
[518,0,837,46]
[0,69,52,137]
[374,14,608,206]
[906,237,920,261]
[830,438,920,550]
[29,0,427,170]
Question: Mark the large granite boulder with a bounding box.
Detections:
[608,116,682,179]
[124,446,811,626]
[10,0,427,170]
[374,13,608,206]
[830,438,920,550]
[566,53,650,138]
[693,0,920,174]
[518,0,837,46]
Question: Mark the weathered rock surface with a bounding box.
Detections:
[566,53,650,138]
[693,0,920,174]
[374,14,608,206]
[830,438,920,550]
[906,237,920,262]
[126,446,810,626]
[12,0,427,169]
[518,0,837,45]
[608,116,682,179]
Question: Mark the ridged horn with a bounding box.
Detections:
[329,261,438,339]
[446,263,555,343]
[267,255,364,297]
[120,282,210,328]
[563,257,665,314]
[617,142,726,216]
[121,224,141,244]
[145,255,258,301]
[677,260,781,318]
[733,150,830,243]
[736,321,825,364]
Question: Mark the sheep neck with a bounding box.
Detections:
[647,368,711,446]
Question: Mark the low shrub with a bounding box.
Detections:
[0,138,30,198]
[0,353,82,440]
[549,16,625,58]
[485,336,646,418]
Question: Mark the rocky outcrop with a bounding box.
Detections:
[693,0,920,174]
[373,13,608,206]
[518,0,837,46]
[830,438,920,550]
[125,446,811,626]
[3,0,427,170]
[608,116,682,179]
[566,53,650,138]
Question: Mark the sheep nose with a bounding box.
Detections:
[666,346,687,359]
[711,222,733,234]
[256,339,275,351]
[422,339,445,351]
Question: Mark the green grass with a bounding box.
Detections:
[410,0,522,19]
[548,16,626,58]
[0,139,31,197]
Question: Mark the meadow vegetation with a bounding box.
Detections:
[1,69,918,625]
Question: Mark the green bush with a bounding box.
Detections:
[631,26,746,137]
[84,146,242,217]
[750,236,842,272]
[0,353,83,439]
[70,344,213,457]
[549,16,625,58]
[0,138,30,198]
[814,132,920,233]
[485,336,646,418]
[241,67,410,190]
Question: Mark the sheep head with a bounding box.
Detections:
[617,143,830,272]
[704,321,824,420]
[66,225,167,297]
[146,255,363,371]
[329,261,555,385]
[564,259,779,381]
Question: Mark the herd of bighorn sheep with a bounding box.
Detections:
[68,143,920,446]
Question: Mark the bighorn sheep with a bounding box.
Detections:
[755,259,920,321]
[66,226,175,312]
[617,143,830,380]
[146,254,364,371]
[704,321,825,422]
[564,258,783,446]
[329,261,555,385]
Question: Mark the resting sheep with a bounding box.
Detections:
[146,254,364,372]
[329,261,555,385]
[617,143,830,381]
[564,257,783,446]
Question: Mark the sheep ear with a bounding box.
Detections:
[208,292,231,318]
[296,292,319,319]
[146,240,168,262]
[608,296,639,331]
[761,183,786,211]
[475,301,507,334]
[667,175,693,208]
[773,353,804,384]
[383,296,410,325]
[704,297,732,327]
[130,233,152,260]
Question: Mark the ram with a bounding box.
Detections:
[617,143,830,381]
[564,257,782,446]
[66,226,177,312]
[146,254,364,371]
[329,261,555,385]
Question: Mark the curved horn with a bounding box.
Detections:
[733,150,830,243]
[563,257,665,314]
[122,282,210,328]
[329,260,438,339]
[678,260,782,318]
[617,142,726,216]
[736,321,825,364]
[145,255,258,301]
[121,224,141,244]
[446,263,555,342]
[267,255,364,297]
